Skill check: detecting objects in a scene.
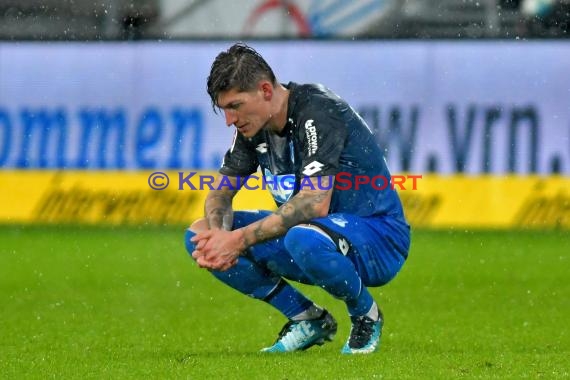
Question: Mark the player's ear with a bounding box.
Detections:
[260,81,273,101]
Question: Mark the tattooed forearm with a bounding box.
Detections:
[204,177,238,230]
[281,187,332,225]
[276,193,321,229]
[238,178,333,250]
[205,193,233,229]
[242,223,268,248]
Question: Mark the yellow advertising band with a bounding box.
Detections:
[0,171,568,229]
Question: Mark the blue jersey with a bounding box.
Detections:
[219,82,407,221]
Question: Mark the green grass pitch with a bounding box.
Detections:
[1,226,568,379]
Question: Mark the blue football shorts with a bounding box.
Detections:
[229,210,410,287]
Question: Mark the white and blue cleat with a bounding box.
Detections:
[341,315,383,354]
[261,310,337,353]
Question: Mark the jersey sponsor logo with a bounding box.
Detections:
[256,143,268,153]
[302,160,324,176]
[304,119,318,157]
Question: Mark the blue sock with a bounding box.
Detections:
[284,226,374,316]
[262,280,314,319]
[345,284,374,317]
[184,228,313,319]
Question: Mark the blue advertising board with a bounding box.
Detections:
[0,41,569,174]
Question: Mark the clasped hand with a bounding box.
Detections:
[190,229,243,271]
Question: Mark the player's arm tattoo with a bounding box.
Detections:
[204,175,239,230]
[239,176,333,249]
[275,183,331,229]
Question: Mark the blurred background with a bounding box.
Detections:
[0,0,569,228]
[1,1,569,378]
[0,0,569,40]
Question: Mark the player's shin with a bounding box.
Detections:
[284,226,374,316]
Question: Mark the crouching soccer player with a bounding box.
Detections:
[185,43,410,354]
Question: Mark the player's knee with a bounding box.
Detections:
[184,227,198,256]
[185,218,208,257]
[189,218,208,233]
[284,225,333,256]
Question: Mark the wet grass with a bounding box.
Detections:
[1,225,568,379]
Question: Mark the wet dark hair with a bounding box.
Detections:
[207,43,277,113]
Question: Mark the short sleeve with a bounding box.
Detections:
[219,130,259,176]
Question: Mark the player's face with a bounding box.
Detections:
[217,84,272,138]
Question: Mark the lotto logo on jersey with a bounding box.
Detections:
[304,119,318,156]
[302,160,324,176]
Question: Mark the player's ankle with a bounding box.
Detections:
[291,304,324,321]
[363,301,382,322]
